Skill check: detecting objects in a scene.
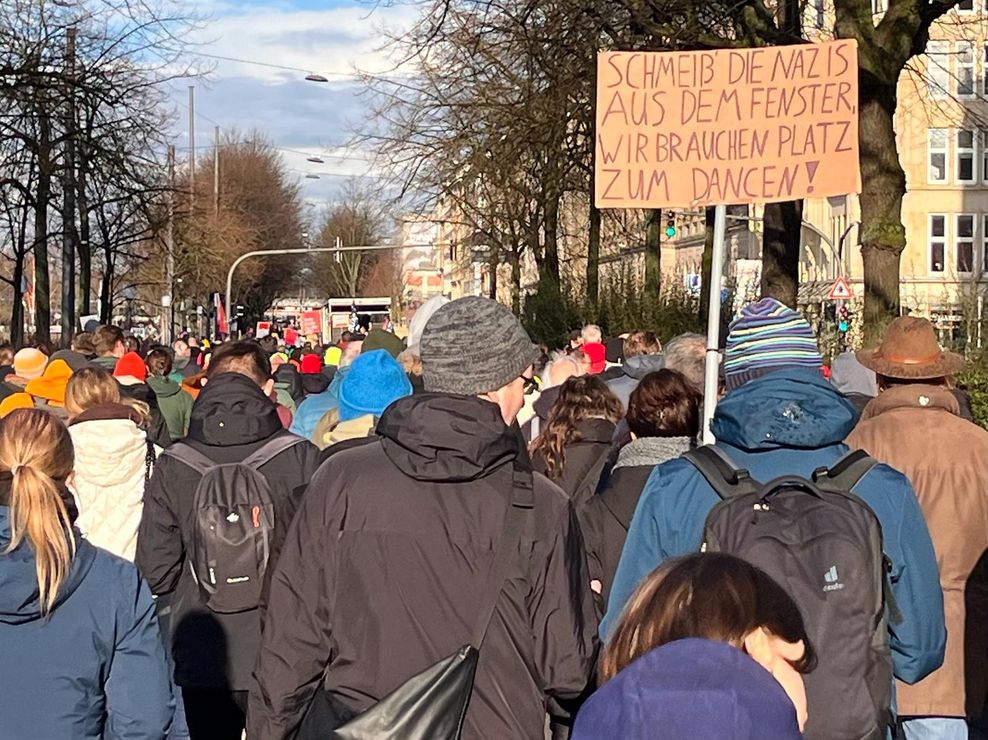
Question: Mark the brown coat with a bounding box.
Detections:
[847,385,988,718]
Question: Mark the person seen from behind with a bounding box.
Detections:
[530,375,622,504]
[849,317,988,740]
[574,553,812,740]
[147,348,194,440]
[606,331,664,411]
[0,408,173,739]
[91,324,126,371]
[136,340,320,740]
[65,366,158,562]
[580,369,699,605]
[603,297,945,739]
[250,296,599,740]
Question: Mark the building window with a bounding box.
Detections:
[984,215,988,272]
[984,44,988,95]
[957,129,976,183]
[956,215,975,272]
[815,0,825,29]
[871,0,886,12]
[957,42,975,97]
[930,215,946,274]
[926,41,950,98]
[929,129,948,183]
[957,0,974,11]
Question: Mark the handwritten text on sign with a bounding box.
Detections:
[594,41,860,208]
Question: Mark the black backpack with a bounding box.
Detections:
[684,445,894,740]
[162,433,306,614]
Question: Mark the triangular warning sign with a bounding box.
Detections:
[827,275,854,300]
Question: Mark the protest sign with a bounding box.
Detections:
[300,310,321,337]
[255,321,271,339]
[284,327,299,347]
[595,40,860,208]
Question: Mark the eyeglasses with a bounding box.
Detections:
[520,375,538,396]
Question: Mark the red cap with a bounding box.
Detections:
[113,351,147,382]
[300,353,322,374]
[582,343,607,375]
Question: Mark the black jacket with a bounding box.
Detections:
[135,372,320,690]
[250,394,599,740]
[533,418,616,503]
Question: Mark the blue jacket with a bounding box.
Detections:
[573,638,801,739]
[289,366,348,440]
[0,507,174,739]
[602,368,946,684]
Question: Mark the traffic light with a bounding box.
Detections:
[665,213,677,238]
[837,304,850,333]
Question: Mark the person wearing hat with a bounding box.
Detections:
[25,358,74,420]
[311,349,412,453]
[8,348,48,389]
[251,296,599,740]
[604,298,945,737]
[848,317,985,740]
[361,327,405,359]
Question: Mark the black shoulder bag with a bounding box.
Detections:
[296,459,535,740]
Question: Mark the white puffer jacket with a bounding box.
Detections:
[69,410,159,562]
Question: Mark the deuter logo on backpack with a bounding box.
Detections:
[685,445,892,740]
[823,565,844,592]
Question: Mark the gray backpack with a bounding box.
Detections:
[684,446,894,740]
[163,434,306,614]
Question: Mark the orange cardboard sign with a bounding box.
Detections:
[595,40,860,208]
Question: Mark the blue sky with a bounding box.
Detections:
[169,0,416,217]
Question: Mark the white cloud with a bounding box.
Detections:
[168,0,417,203]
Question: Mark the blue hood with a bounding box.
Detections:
[712,368,857,451]
[573,638,800,740]
[0,508,96,624]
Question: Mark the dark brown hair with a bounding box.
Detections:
[93,325,125,356]
[145,348,172,377]
[601,553,816,683]
[624,331,662,359]
[530,375,622,478]
[627,369,701,439]
[208,340,272,387]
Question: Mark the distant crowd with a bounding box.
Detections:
[0,295,984,740]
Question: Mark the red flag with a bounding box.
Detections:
[215,293,229,336]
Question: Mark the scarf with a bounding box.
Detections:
[614,436,692,470]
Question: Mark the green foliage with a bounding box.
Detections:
[958,354,988,430]
[521,271,708,349]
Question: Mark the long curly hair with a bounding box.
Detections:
[530,375,622,479]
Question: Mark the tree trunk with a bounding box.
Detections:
[543,173,561,285]
[11,255,24,349]
[858,78,906,344]
[761,200,803,307]
[77,135,91,316]
[100,248,113,322]
[509,249,521,313]
[587,201,601,305]
[486,252,498,302]
[34,117,52,344]
[644,208,661,295]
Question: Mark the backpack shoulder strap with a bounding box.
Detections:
[813,449,876,492]
[161,442,216,473]
[471,455,534,649]
[570,450,611,508]
[683,445,760,500]
[243,433,307,470]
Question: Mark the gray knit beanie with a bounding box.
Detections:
[420,296,540,395]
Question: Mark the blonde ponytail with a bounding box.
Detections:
[0,409,76,614]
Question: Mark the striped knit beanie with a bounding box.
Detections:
[724,298,822,390]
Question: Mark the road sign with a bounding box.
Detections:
[827,275,854,300]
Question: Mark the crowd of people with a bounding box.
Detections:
[0,293,984,740]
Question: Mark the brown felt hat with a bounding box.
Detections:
[857,316,964,380]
